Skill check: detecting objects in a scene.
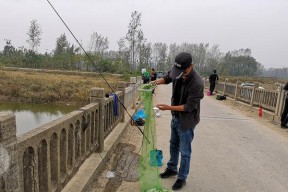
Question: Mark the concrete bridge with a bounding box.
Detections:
[87,81,288,192]
[1,77,288,192]
[0,76,142,192]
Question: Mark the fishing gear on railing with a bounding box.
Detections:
[45,0,150,144]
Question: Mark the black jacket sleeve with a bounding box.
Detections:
[163,71,173,84]
[183,84,203,112]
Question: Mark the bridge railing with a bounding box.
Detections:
[253,88,278,111]
[236,84,253,104]
[16,103,100,192]
[0,77,142,192]
[205,79,287,117]
[102,91,124,139]
[225,83,237,98]
[123,76,141,109]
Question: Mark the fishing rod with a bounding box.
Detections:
[45,0,150,144]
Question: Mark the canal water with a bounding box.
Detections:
[0,102,84,136]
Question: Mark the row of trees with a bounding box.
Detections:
[1,11,283,77]
[263,68,288,79]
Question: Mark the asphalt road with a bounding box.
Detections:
[154,83,288,192]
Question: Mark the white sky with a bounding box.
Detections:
[1,0,287,68]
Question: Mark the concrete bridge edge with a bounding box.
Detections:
[62,106,140,192]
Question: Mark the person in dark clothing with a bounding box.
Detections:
[142,69,150,84]
[209,70,219,95]
[150,68,157,81]
[281,82,288,128]
[151,52,204,190]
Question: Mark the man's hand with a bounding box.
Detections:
[156,104,170,110]
[150,78,165,86]
[150,80,157,86]
[156,104,185,112]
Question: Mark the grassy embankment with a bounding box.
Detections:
[1,68,285,104]
[216,76,287,90]
[0,68,126,104]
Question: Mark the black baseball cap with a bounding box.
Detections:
[169,52,192,79]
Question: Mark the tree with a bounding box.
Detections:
[219,49,260,76]
[88,32,109,57]
[116,37,130,72]
[1,39,25,67]
[53,34,80,69]
[190,43,209,73]
[54,33,69,56]
[166,43,180,71]
[125,11,143,70]
[138,42,152,70]
[2,39,16,57]
[26,20,42,52]
[206,44,223,74]
[152,43,167,71]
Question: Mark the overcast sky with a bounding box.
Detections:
[1,0,287,68]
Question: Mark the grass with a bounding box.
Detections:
[216,76,287,90]
[2,68,284,104]
[0,69,125,104]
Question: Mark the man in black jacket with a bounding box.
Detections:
[209,70,219,95]
[151,52,204,190]
[281,82,288,128]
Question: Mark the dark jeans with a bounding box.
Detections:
[167,117,195,181]
[143,77,150,84]
[281,96,288,126]
[210,82,216,94]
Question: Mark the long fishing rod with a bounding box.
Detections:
[45,0,150,144]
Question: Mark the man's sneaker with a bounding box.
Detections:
[159,168,177,178]
[172,179,186,190]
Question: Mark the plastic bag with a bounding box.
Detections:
[132,109,146,121]
[150,149,163,167]
[106,171,115,178]
[132,109,146,126]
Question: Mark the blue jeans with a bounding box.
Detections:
[167,116,195,181]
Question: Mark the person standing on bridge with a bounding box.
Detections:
[151,52,204,190]
[209,69,219,95]
[281,82,288,128]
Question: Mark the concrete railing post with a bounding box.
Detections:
[130,77,140,109]
[0,112,19,192]
[275,85,284,117]
[234,81,240,101]
[135,76,142,101]
[223,78,228,95]
[250,83,259,107]
[130,77,137,84]
[90,88,105,153]
[136,76,143,85]
[202,78,206,91]
[118,81,128,122]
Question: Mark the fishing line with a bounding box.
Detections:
[45,0,150,144]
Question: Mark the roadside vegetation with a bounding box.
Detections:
[0,67,284,105]
[214,76,287,90]
[0,68,126,104]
